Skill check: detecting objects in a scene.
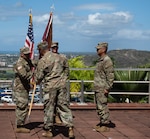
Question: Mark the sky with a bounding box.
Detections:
[0,0,150,53]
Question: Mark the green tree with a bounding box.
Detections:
[68,56,94,92]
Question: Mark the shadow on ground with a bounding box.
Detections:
[24,122,43,130]
[53,125,75,138]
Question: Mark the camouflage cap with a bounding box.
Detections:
[20,47,30,54]
[51,42,59,48]
[37,41,48,50]
[96,42,108,49]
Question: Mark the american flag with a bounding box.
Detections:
[24,11,34,59]
[42,12,53,50]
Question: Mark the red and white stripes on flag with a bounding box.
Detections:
[24,12,34,59]
[42,12,53,50]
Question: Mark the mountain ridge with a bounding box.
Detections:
[77,49,150,68]
[0,49,150,68]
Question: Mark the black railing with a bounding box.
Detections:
[0,68,150,103]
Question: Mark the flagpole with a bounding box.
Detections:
[24,9,35,121]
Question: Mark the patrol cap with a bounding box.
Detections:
[51,42,59,48]
[20,47,30,54]
[37,41,48,50]
[96,42,108,49]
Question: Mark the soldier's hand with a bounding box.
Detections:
[104,89,109,94]
[30,80,36,89]
[30,80,35,85]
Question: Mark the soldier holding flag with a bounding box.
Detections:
[13,47,34,133]
[13,10,35,133]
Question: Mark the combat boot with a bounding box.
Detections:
[95,126,110,132]
[94,125,100,130]
[42,130,53,138]
[55,115,62,124]
[68,127,75,138]
[15,127,30,133]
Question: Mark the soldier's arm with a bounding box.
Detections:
[15,61,33,80]
[34,60,45,84]
[104,58,114,91]
[63,58,69,79]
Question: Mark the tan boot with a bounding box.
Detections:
[95,126,110,132]
[55,115,62,124]
[15,127,30,133]
[68,127,75,138]
[42,130,53,138]
[94,125,100,130]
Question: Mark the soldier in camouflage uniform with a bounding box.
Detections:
[50,42,69,124]
[93,42,114,132]
[13,47,34,133]
[34,41,74,138]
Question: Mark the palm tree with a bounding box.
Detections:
[114,69,148,102]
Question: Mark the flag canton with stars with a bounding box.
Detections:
[27,22,34,43]
[24,13,34,59]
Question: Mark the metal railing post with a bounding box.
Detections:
[66,80,70,102]
[39,83,43,103]
[148,81,150,104]
[80,80,84,103]
[148,71,150,104]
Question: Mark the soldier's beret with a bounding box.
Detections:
[20,47,30,54]
[96,42,108,49]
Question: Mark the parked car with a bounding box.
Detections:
[0,93,6,97]
[1,95,13,103]
[0,89,4,93]
[35,85,40,93]
[28,94,40,103]
[3,89,12,94]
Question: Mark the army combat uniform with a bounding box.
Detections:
[13,47,34,133]
[34,43,74,137]
[94,42,114,131]
[50,42,70,124]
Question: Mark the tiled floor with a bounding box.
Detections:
[0,103,150,139]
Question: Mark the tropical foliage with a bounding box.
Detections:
[68,56,150,103]
[68,56,94,102]
[113,69,149,103]
[68,56,94,92]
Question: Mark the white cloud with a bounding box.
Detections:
[13,2,23,8]
[33,14,64,25]
[75,3,115,11]
[87,11,132,26]
[0,3,26,21]
[112,11,132,23]
[114,29,150,40]
[33,14,50,24]
[66,11,133,39]
[87,13,103,25]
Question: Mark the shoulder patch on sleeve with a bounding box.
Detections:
[17,66,22,70]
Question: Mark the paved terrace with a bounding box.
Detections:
[0,103,150,139]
